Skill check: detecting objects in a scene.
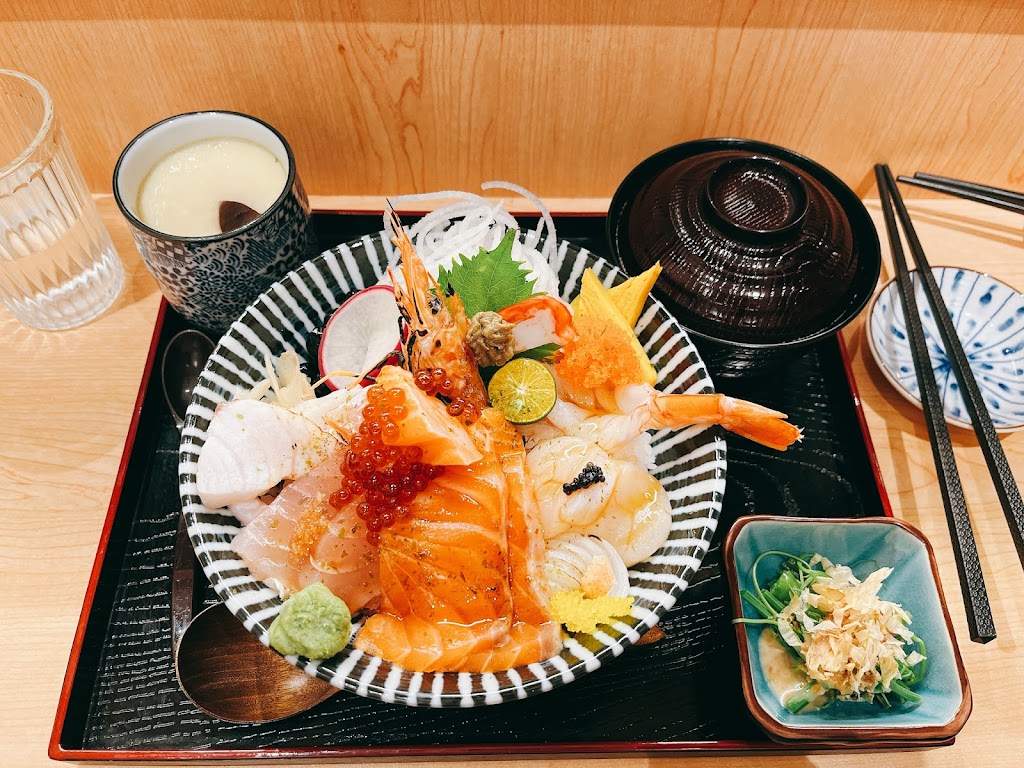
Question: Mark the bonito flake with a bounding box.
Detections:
[776,556,924,699]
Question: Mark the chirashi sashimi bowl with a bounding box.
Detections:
[185,185,801,699]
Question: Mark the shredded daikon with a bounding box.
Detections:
[480,180,558,266]
[383,183,560,298]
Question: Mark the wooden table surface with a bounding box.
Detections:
[3,194,1023,767]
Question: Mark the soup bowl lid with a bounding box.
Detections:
[608,138,881,349]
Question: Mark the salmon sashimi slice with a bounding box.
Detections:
[484,410,556,628]
[461,621,564,672]
[353,415,513,671]
[230,450,380,612]
[375,366,482,466]
[463,410,563,671]
[352,614,510,672]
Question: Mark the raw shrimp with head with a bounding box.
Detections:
[387,208,489,418]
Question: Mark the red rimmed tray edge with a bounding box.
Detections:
[836,331,895,519]
[49,737,953,763]
[49,228,904,762]
[49,298,169,761]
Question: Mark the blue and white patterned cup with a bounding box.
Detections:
[113,111,317,333]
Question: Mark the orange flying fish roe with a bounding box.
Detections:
[290,497,331,559]
[556,316,650,389]
[555,269,656,391]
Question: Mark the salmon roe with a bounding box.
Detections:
[328,383,446,545]
[413,366,480,426]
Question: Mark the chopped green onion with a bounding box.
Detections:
[784,681,822,714]
[889,679,922,704]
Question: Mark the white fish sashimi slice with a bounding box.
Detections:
[227,499,269,526]
[196,399,341,509]
[230,452,380,611]
[291,386,367,438]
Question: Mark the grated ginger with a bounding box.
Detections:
[235,350,316,407]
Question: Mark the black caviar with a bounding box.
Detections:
[562,462,606,495]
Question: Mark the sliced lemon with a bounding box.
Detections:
[487,357,557,425]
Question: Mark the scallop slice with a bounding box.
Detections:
[544,533,631,598]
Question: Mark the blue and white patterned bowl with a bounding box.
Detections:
[867,267,1024,433]
[178,232,727,707]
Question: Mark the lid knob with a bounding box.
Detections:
[703,157,808,241]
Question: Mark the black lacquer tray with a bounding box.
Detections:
[50,212,934,761]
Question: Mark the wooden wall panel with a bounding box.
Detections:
[2,1,1023,200]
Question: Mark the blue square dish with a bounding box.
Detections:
[724,516,971,743]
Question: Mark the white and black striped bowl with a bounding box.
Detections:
[179,232,727,707]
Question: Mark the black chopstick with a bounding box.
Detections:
[896,174,1024,214]
[875,164,996,643]
[885,165,1024,572]
[914,173,1024,205]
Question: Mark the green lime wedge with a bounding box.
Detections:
[487,357,557,425]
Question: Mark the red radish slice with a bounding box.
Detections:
[319,286,403,390]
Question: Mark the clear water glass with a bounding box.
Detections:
[0,70,124,330]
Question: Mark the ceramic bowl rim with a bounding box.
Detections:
[178,233,727,707]
[865,265,1024,434]
[723,514,972,744]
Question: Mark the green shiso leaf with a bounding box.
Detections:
[435,228,537,317]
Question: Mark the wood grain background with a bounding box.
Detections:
[3,1,1024,201]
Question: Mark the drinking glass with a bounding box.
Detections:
[0,70,124,330]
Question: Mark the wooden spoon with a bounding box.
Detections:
[219,200,262,233]
[174,601,340,723]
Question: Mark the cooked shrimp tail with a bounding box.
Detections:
[650,392,802,451]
